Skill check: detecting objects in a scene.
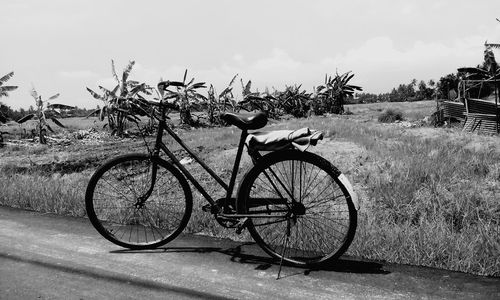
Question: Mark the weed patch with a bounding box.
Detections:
[378,109,404,123]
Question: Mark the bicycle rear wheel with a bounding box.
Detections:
[85,153,192,249]
[237,150,357,267]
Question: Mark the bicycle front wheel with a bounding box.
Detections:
[85,153,192,249]
[237,150,357,267]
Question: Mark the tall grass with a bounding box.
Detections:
[295,116,500,276]
[378,109,404,123]
[0,172,87,216]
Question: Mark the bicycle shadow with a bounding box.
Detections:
[110,242,389,276]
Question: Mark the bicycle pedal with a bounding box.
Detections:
[235,217,250,235]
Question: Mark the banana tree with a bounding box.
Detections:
[238,79,280,119]
[315,71,362,114]
[17,88,74,144]
[206,74,240,125]
[87,60,151,136]
[157,70,206,126]
[276,84,312,118]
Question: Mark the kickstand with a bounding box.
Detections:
[277,218,291,280]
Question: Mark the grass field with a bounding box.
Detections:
[1,100,499,276]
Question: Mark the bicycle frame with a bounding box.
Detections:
[146,103,291,220]
[147,102,256,209]
[153,116,248,207]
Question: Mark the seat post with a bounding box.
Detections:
[226,129,248,200]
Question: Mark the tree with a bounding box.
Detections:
[17,88,74,144]
[276,84,312,118]
[315,72,362,114]
[238,79,281,119]
[416,80,434,100]
[87,60,152,136]
[157,70,207,126]
[206,74,239,125]
[0,72,18,124]
[437,73,459,100]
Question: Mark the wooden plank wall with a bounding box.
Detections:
[463,99,499,134]
[442,101,466,120]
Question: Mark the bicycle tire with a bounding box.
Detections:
[237,150,357,267]
[85,153,192,249]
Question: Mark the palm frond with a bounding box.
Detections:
[0,72,14,85]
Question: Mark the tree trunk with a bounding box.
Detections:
[179,98,194,126]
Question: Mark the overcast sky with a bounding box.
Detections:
[1,0,500,109]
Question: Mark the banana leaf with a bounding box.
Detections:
[122,60,135,83]
[111,60,120,84]
[0,72,14,84]
[124,114,140,124]
[190,82,206,89]
[219,86,233,98]
[87,88,104,100]
[85,109,100,118]
[193,92,208,101]
[46,124,55,133]
[47,103,75,110]
[99,107,106,121]
[18,114,36,124]
[228,74,238,87]
[48,93,60,100]
[0,85,18,92]
[50,118,66,128]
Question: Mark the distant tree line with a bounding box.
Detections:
[351,74,462,104]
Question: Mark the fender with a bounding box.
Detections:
[338,173,360,210]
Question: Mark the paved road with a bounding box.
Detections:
[0,206,499,299]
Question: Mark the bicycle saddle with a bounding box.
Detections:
[219,112,268,130]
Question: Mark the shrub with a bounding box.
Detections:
[378,109,404,123]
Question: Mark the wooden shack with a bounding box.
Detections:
[454,63,500,134]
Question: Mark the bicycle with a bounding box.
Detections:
[85,80,359,270]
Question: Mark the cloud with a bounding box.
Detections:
[87,36,493,102]
[253,49,302,71]
[320,35,487,92]
[59,70,99,79]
